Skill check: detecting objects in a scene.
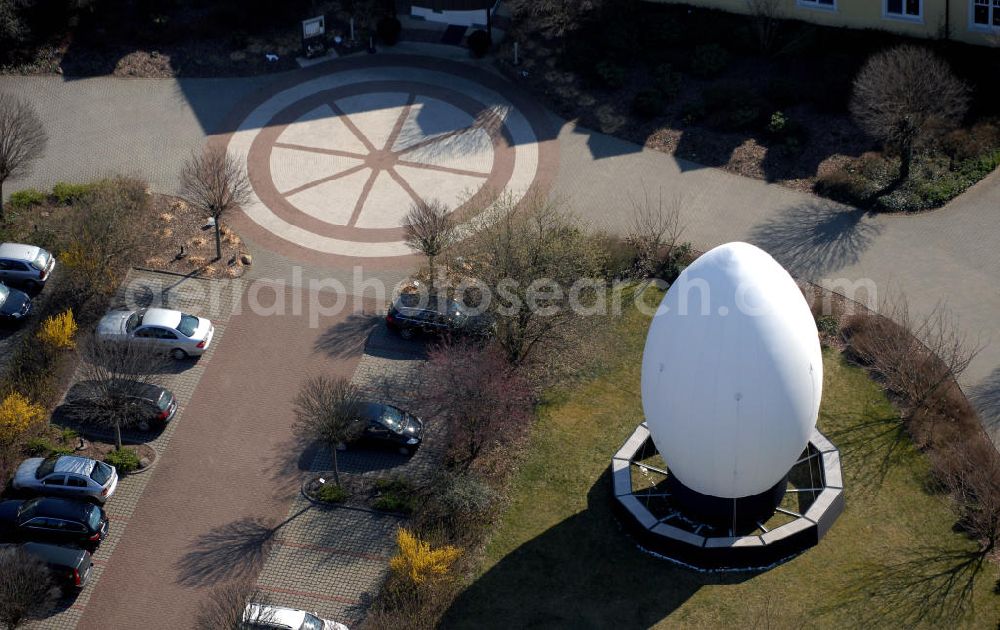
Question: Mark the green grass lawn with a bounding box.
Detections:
[441,302,1000,628]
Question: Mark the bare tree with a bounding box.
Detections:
[293,376,365,487]
[403,200,457,293]
[0,92,48,221]
[456,193,604,367]
[72,336,170,450]
[850,46,969,183]
[0,547,59,630]
[194,579,275,630]
[747,0,783,54]
[180,146,252,261]
[421,342,533,467]
[626,188,684,278]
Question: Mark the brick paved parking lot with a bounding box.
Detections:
[28,270,243,630]
[66,283,369,629]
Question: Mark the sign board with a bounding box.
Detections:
[302,16,325,40]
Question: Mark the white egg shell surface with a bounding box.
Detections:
[640,242,823,499]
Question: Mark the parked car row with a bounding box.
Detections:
[1,453,117,592]
[0,242,56,327]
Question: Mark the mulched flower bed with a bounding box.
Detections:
[304,474,417,515]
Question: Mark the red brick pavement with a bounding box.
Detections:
[77,287,371,630]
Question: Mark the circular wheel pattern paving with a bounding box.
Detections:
[225,58,556,260]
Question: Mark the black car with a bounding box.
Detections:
[0,497,109,549]
[385,294,493,341]
[63,380,177,432]
[358,402,424,455]
[0,541,93,590]
[0,283,31,324]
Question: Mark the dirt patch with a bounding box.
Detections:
[142,196,250,279]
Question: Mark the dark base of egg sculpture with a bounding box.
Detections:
[613,242,845,570]
[610,422,844,570]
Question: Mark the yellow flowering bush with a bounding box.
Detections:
[0,392,46,443]
[389,528,461,586]
[37,309,78,350]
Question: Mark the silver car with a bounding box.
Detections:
[12,455,119,504]
[96,307,214,359]
[0,243,55,291]
[242,604,348,630]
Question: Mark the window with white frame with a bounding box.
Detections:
[798,0,836,9]
[885,0,922,19]
[973,0,1000,27]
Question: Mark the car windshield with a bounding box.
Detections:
[177,314,199,337]
[125,312,142,333]
[30,250,49,271]
[156,390,172,411]
[17,498,40,520]
[35,457,57,479]
[86,505,101,531]
[90,461,113,485]
[380,406,404,432]
[300,613,323,630]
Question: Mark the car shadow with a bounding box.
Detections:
[440,469,755,628]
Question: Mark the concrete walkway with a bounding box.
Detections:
[1,51,998,440]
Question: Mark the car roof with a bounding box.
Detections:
[52,456,96,476]
[0,243,41,261]
[70,380,166,402]
[141,308,183,328]
[23,497,95,520]
[245,603,306,626]
[393,293,459,313]
[21,541,89,566]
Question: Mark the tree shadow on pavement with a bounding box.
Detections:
[313,314,383,360]
[748,201,882,281]
[174,508,310,587]
[440,470,753,629]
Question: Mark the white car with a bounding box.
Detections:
[12,455,118,504]
[0,243,55,291]
[96,307,214,359]
[242,604,348,630]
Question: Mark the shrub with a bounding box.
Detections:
[594,60,627,90]
[652,64,681,100]
[377,16,402,45]
[36,309,77,350]
[373,478,417,514]
[23,437,53,456]
[51,182,93,205]
[632,89,664,118]
[8,188,45,210]
[104,447,140,473]
[389,528,461,586]
[59,427,78,443]
[767,111,788,135]
[467,29,490,58]
[814,169,874,206]
[816,315,839,337]
[690,44,729,78]
[315,482,349,503]
[0,393,46,444]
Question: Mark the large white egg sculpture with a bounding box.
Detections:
[640,242,822,500]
